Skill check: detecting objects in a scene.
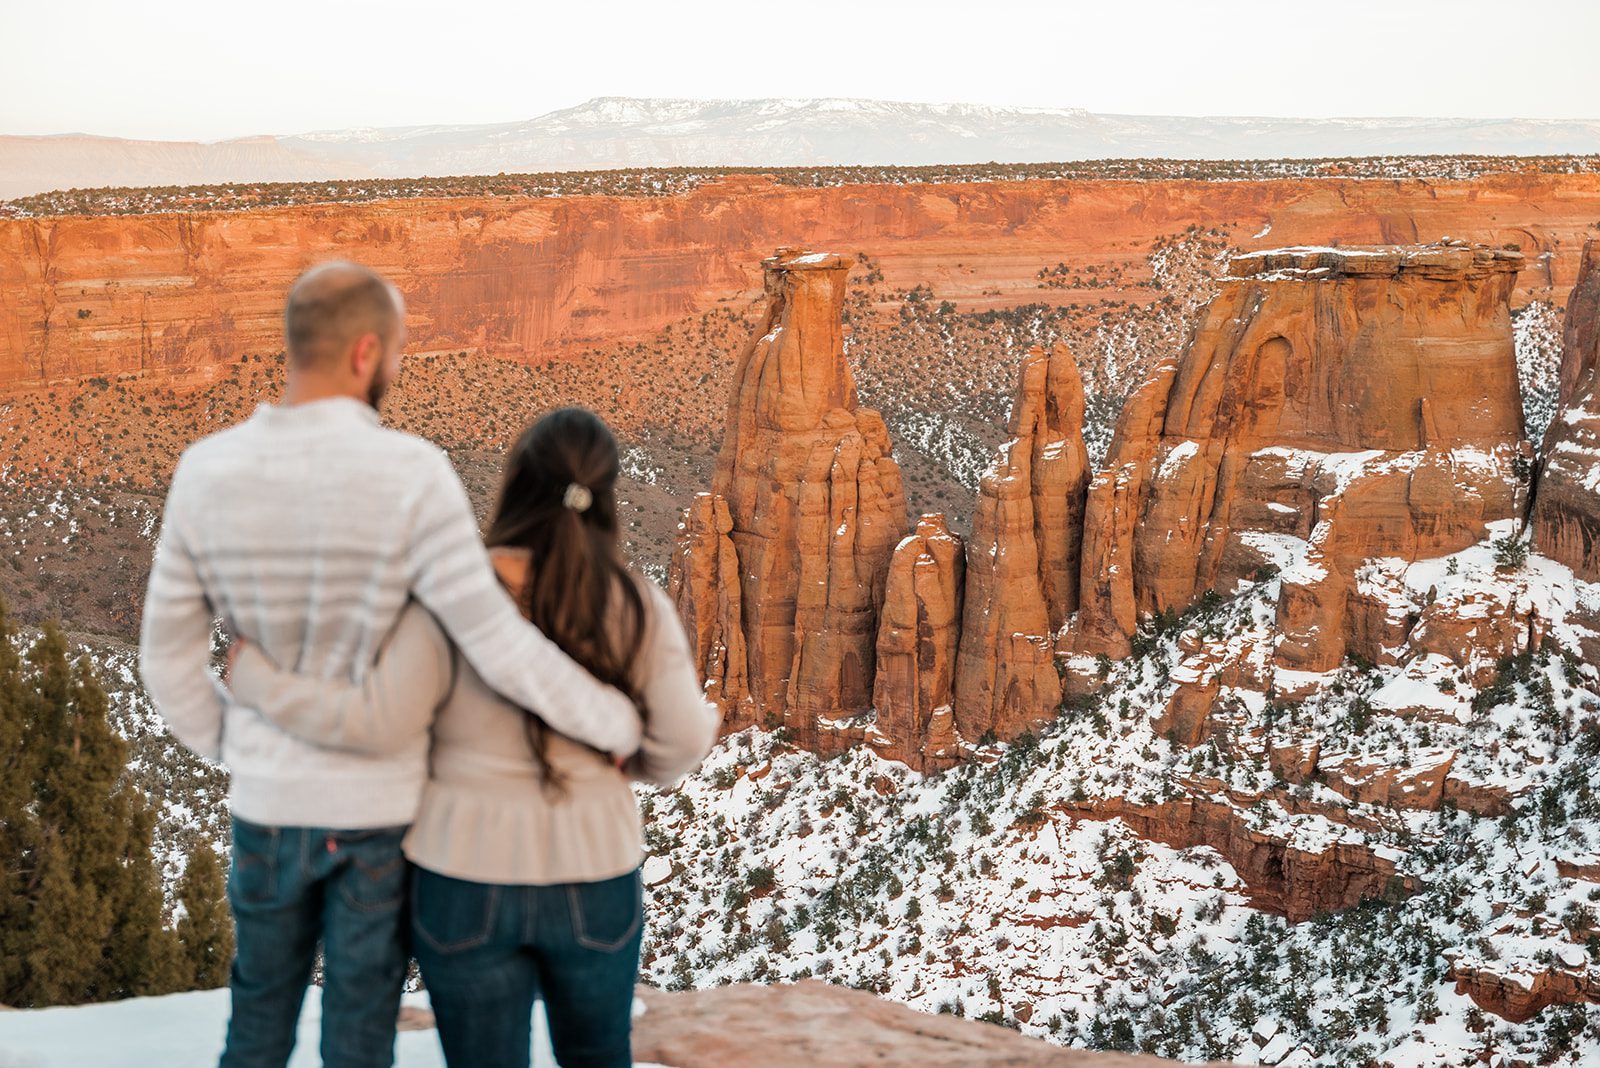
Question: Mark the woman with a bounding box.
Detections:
[230,407,719,1068]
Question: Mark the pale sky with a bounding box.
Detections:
[4,0,1598,141]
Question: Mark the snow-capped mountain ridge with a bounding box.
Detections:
[5,95,1599,199]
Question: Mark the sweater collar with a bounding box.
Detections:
[253,396,382,428]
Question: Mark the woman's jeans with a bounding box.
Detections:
[221,818,410,1068]
[412,865,644,1068]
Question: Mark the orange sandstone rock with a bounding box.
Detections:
[1073,243,1532,679]
[1449,959,1599,1024]
[952,345,1090,743]
[691,249,906,750]
[631,980,1144,1067]
[1070,363,1176,661]
[1017,344,1092,632]
[1065,793,1413,922]
[869,514,965,771]
[1533,238,1600,587]
[667,492,751,726]
[786,409,907,745]
[5,173,1599,395]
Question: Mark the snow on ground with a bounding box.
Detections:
[0,989,446,1068]
[0,991,669,1068]
[1513,300,1564,445]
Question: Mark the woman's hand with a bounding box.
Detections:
[224,637,248,687]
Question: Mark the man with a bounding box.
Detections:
[139,262,642,1068]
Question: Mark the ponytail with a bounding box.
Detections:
[485,408,646,789]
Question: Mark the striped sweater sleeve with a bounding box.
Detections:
[404,448,643,756]
[138,458,227,762]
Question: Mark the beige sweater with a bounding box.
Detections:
[230,573,719,884]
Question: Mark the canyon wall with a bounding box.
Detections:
[4,171,1600,392]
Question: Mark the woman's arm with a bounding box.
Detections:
[228,601,452,755]
[627,584,722,786]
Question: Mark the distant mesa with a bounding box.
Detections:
[9,95,1600,200]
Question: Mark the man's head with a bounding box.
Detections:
[282,262,406,409]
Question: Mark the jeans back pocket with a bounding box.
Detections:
[335,829,408,915]
[566,869,643,953]
[413,868,500,955]
[228,818,281,907]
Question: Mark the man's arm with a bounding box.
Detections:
[229,602,450,755]
[138,464,227,761]
[405,449,643,756]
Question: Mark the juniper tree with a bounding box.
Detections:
[0,602,36,999]
[0,607,223,1006]
[174,838,233,989]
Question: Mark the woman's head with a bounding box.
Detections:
[487,408,646,773]
[489,406,623,547]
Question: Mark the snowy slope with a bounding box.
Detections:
[633,533,1600,1066]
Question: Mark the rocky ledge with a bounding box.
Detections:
[1227,240,1525,280]
[633,981,1234,1068]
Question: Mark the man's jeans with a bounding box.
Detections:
[412,865,643,1068]
[220,818,409,1068]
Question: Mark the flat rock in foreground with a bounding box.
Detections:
[633,981,1223,1068]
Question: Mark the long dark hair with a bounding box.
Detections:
[485,407,646,784]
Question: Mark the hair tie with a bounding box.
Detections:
[562,483,593,513]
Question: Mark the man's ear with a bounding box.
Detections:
[350,332,379,378]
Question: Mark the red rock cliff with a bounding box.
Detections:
[953,345,1090,744]
[4,172,1598,392]
[869,514,965,772]
[668,492,750,726]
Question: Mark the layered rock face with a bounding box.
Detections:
[953,345,1090,742]
[1532,238,1600,587]
[5,172,1598,393]
[688,249,907,750]
[868,514,965,771]
[1068,794,1412,923]
[676,272,1097,763]
[1449,959,1600,1025]
[1072,243,1532,676]
[667,493,751,728]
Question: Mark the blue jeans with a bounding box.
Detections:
[220,818,409,1068]
[412,865,643,1068]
